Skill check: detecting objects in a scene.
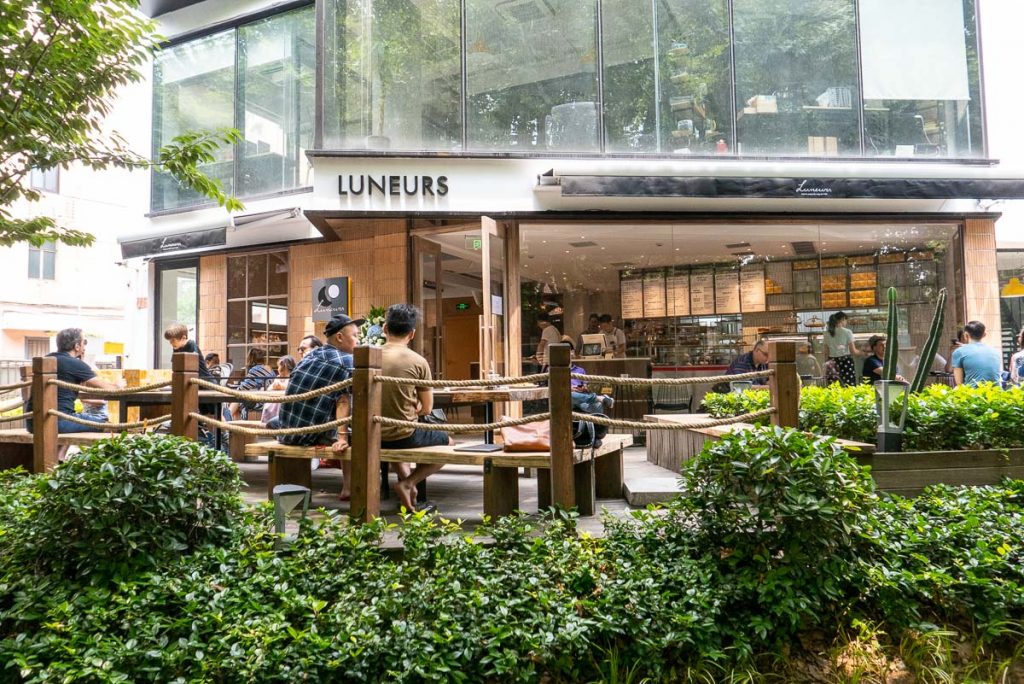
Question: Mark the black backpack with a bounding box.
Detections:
[573,412,608,448]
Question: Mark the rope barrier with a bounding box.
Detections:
[190,413,352,437]
[0,380,31,392]
[0,413,28,424]
[46,410,169,431]
[570,408,777,431]
[189,377,353,403]
[571,369,773,387]
[372,413,551,434]
[47,379,172,396]
[375,373,549,388]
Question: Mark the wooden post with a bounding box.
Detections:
[32,356,58,472]
[171,352,199,440]
[768,341,799,428]
[548,344,575,509]
[351,346,382,523]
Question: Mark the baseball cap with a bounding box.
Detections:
[324,314,365,337]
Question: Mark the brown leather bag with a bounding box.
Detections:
[501,419,550,452]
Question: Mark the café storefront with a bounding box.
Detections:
[174,156,1019,418]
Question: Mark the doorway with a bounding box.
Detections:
[154,258,199,369]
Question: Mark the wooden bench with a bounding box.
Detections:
[245,435,634,517]
[0,429,115,472]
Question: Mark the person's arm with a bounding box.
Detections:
[416,387,433,415]
[953,367,964,385]
[332,394,351,451]
[614,330,626,357]
[535,339,549,360]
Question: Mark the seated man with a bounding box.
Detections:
[952,320,1003,387]
[563,336,614,414]
[379,304,451,512]
[272,314,363,499]
[26,327,122,434]
[722,340,770,389]
[862,335,906,383]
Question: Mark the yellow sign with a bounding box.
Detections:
[104,341,125,355]
[1002,277,1024,297]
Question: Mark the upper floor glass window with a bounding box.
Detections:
[29,167,59,193]
[151,5,314,212]
[28,240,56,280]
[320,0,984,159]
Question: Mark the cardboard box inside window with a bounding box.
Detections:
[807,136,839,157]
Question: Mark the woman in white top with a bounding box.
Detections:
[824,311,860,386]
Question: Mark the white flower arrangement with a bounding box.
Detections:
[358,306,387,346]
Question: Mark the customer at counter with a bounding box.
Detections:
[598,314,626,358]
[725,340,770,385]
[825,312,861,386]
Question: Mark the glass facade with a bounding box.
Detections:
[151,5,314,212]
[226,251,289,371]
[323,0,984,158]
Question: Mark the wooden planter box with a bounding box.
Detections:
[857,449,1024,496]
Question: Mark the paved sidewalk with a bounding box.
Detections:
[236,445,683,536]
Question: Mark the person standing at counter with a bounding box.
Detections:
[825,312,861,386]
[598,314,626,358]
[534,313,562,366]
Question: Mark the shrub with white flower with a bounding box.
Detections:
[359,306,387,346]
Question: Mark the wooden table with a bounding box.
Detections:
[82,389,239,450]
[432,385,549,444]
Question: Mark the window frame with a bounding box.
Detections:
[225,250,290,374]
[27,240,56,280]
[150,0,315,214]
[29,167,59,193]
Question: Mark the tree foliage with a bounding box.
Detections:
[0,0,242,247]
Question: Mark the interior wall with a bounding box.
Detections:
[287,220,407,350]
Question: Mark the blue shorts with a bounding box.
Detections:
[381,429,449,449]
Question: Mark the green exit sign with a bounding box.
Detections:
[464,236,482,250]
[455,302,471,311]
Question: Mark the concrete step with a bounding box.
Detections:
[623,477,680,506]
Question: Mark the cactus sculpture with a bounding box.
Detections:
[909,288,947,394]
[883,287,899,382]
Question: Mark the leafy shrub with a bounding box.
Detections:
[12,433,243,580]
[699,388,771,421]
[708,383,1024,451]
[679,426,878,649]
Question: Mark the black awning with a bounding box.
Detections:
[558,175,1024,200]
[120,225,226,259]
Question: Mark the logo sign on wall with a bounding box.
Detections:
[312,277,350,322]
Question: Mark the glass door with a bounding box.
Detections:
[154,258,198,368]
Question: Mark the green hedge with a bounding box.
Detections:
[1,432,1023,681]
[703,383,1024,451]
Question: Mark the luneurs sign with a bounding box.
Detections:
[338,174,449,197]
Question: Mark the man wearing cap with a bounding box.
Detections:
[273,314,363,490]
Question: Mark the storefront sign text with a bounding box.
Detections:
[338,174,449,197]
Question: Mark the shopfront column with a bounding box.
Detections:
[963,217,1002,350]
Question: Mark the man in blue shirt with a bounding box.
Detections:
[951,320,1002,387]
[726,340,770,385]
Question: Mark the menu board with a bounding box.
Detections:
[643,271,667,318]
[714,269,741,314]
[689,269,715,315]
[620,277,644,319]
[740,267,766,312]
[666,271,690,316]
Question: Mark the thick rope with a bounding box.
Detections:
[46,410,168,431]
[191,413,352,437]
[570,408,776,431]
[0,380,31,392]
[372,413,551,434]
[0,413,28,424]
[190,377,352,403]
[47,379,172,396]
[375,373,549,388]
[571,369,773,387]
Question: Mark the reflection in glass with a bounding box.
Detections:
[238,8,316,195]
[268,252,289,295]
[247,254,268,297]
[602,0,731,154]
[466,0,599,151]
[227,256,247,299]
[323,0,462,150]
[157,265,198,369]
[861,0,982,158]
[152,31,235,211]
[733,0,859,156]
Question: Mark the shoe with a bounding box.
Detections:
[418,501,438,514]
[602,395,615,410]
